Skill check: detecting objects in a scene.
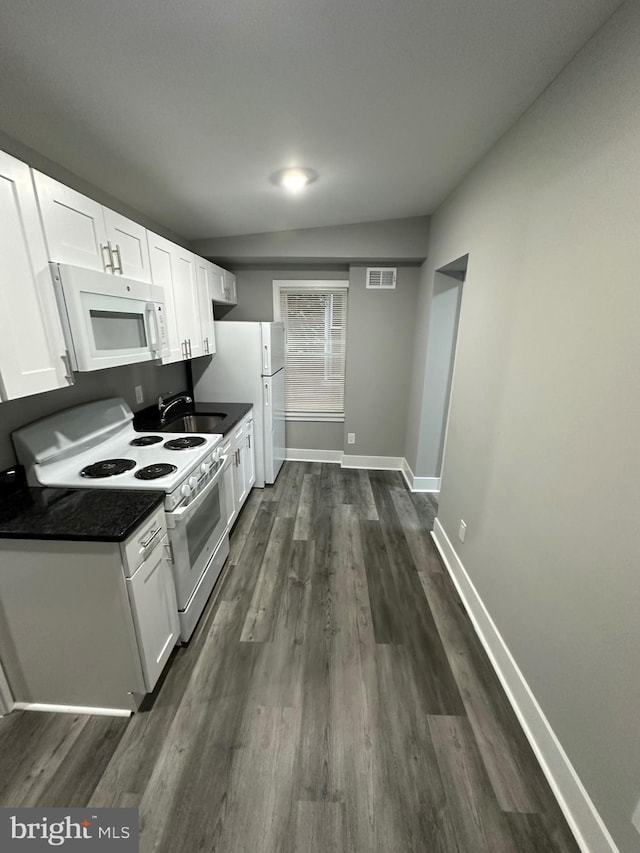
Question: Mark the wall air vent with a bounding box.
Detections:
[366,267,397,289]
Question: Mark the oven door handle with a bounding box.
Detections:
[171,456,227,520]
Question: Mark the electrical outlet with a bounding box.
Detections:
[632,797,640,835]
[135,385,144,405]
[347,432,356,445]
[458,520,467,542]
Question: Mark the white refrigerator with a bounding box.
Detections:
[192,321,285,487]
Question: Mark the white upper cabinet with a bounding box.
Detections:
[173,247,202,359]
[148,232,202,361]
[33,172,152,283]
[210,262,226,301]
[195,257,216,357]
[0,153,72,401]
[148,231,184,364]
[222,268,237,304]
[102,207,152,282]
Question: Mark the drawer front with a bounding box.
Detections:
[121,506,166,576]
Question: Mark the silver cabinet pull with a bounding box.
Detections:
[247,434,251,449]
[61,350,74,384]
[112,243,123,274]
[101,243,114,272]
[140,525,162,548]
[181,340,187,359]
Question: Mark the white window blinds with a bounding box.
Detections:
[278,287,348,420]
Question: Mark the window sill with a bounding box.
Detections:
[285,414,345,423]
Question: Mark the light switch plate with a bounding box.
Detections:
[347,433,355,445]
[135,385,144,405]
[632,797,640,835]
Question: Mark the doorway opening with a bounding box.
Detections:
[418,254,467,488]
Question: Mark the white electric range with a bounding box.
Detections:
[12,397,229,641]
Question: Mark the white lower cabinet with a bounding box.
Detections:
[0,505,179,712]
[0,152,71,401]
[222,410,255,530]
[125,533,179,692]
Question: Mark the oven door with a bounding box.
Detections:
[51,263,168,371]
[165,463,228,612]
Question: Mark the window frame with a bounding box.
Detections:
[273,280,349,422]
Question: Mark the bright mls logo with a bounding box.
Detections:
[0,809,138,851]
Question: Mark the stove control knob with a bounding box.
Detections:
[200,462,209,476]
[188,476,198,491]
[181,483,191,500]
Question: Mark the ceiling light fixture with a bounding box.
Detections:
[270,167,318,193]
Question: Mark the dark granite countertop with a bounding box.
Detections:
[134,398,252,437]
[0,486,164,543]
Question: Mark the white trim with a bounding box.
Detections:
[0,662,14,716]
[285,448,343,463]
[341,454,403,470]
[400,458,441,492]
[272,279,349,320]
[431,519,619,853]
[12,702,132,718]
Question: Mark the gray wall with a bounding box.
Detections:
[407,2,640,849]
[344,265,420,457]
[220,268,349,452]
[192,216,430,266]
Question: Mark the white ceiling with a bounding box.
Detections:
[0,0,622,241]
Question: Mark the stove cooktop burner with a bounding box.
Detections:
[81,459,136,479]
[129,435,163,446]
[164,436,206,450]
[134,463,179,480]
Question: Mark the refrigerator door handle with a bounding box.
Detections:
[264,345,269,373]
[264,381,269,407]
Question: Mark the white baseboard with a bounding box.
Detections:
[341,454,404,470]
[400,459,441,492]
[285,448,343,463]
[12,702,132,717]
[431,519,618,853]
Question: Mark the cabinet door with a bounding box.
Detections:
[103,208,152,283]
[222,268,237,303]
[126,535,179,692]
[173,248,202,359]
[210,263,225,301]
[195,257,216,356]
[148,231,183,363]
[244,418,256,492]
[0,154,71,401]
[33,171,109,272]
[233,443,247,512]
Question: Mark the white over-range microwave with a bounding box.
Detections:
[50,263,169,372]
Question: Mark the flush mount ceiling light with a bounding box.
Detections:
[270,167,318,193]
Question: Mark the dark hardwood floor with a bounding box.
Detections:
[0,462,579,852]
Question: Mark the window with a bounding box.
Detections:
[274,280,349,421]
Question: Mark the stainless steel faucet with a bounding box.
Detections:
[157,394,192,424]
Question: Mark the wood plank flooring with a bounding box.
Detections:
[0,462,579,853]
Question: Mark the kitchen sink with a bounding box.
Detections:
[162,413,226,432]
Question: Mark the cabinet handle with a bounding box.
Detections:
[247,434,251,449]
[112,243,123,274]
[203,337,209,354]
[61,350,74,384]
[181,341,187,359]
[188,339,193,358]
[140,525,162,548]
[101,243,114,272]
